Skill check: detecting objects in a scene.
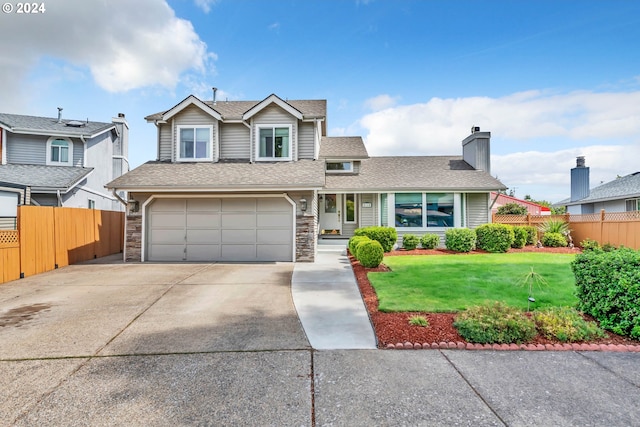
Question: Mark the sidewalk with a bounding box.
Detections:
[291,242,377,350]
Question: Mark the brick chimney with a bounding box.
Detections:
[462,126,491,173]
[570,156,589,202]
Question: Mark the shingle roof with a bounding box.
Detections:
[324,156,507,192]
[319,137,369,159]
[145,99,327,121]
[0,164,93,191]
[560,172,640,205]
[106,160,326,190]
[0,113,115,137]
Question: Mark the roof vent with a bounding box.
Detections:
[65,120,86,127]
[471,126,480,134]
[57,107,63,123]
[212,87,217,105]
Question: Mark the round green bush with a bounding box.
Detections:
[356,240,384,268]
[454,301,537,344]
[475,223,515,253]
[348,235,371,256]
[541,232,567,247]
[444,228,476,252]
[402,234,419,250]
[354,226,398,252]
[511,226,528,249]
[420,233,440,249]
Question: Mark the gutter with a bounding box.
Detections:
[111,188,127,206]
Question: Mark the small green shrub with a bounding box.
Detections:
[475,223,515,253]
[454,301,537,344]
[541,232,568,247]
[602,243,618,252]
[572,247,640,338]
[420,233,440,249]
[402,234,419,250]
[496,202,528,215]
[408,315,429,327]
[348,235,371,256]
[579,238,601,251]
[511,226,528,249]
[538,218,570,235]
[354,226,398,252]
[533,307,606,342]
[523,226,538,245]
[356,240,385,268]
[444,228,476,252]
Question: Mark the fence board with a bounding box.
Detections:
[19,206,56,277]
[0,230,20,283]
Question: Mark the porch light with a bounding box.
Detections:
[300,198,307,212]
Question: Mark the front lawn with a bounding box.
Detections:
[368,253,577,312]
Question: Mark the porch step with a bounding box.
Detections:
[318,238,349,254]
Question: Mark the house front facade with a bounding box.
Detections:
[0,109,130,222]
[107,94,506,263]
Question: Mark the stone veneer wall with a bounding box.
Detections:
[296,215,316,262]
[124,214,142,262]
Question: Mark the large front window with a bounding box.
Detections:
[177,126,212,161]
[393,193,454,227]
[257,125,291,160]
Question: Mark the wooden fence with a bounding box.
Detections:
[493,210,640,250]
[0,206,124,284]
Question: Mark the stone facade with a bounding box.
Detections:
[124,214,142,262]
[296,214,316,262]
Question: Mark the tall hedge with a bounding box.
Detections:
[354,226,398,252]
[571,248,640,338]
[475,223,514,253]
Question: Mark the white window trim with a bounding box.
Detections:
[326,161,353,173]
[175,125,214,162]
[46,136,73,166]
[255,124,293,161]
[392,192,457,230]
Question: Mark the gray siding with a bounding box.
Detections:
[71,139,83,166]
[158,123,172,161]
[251,105,297,161]
[359,193,377,227]
[173,105,219,161]
[467,193,489,228]
[298,122,315,159]
[6,134,46,164]
[220,123,250,159]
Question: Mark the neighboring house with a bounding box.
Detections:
[106,93,506,263]
[490,192,550,215]
[0,109,130,222]
[557,156,640,214]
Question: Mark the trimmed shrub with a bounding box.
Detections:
[354,226,398,252]
[571,248,640,338]
[402,234,419,250]
[454,301,537,344]
[523,226,538,245]
[533,307,605,342]
[475,223,515,253]
[348,235,371,256]
[356,240,385,268]
[444,228,476,253]
[496,202,528,215]
[420,233,440,249]
[579,238,601,251]
[512,226,528,249]
[541,232,567,247]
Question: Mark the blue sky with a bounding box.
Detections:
[1,0,639,202]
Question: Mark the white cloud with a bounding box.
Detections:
[356,89,640,201]
[194,0,217,13]
[268,22,281,31]
[0,0,215,98]
[364,94,400,111]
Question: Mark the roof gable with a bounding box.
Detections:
[242,94,303,121]
[159,95,223,122]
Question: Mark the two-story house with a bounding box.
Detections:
[106,93,506,263]
[0,109,130,223]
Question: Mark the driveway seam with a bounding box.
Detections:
[439,350,508,426]
[577,351,640,389]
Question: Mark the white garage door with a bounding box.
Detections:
[147,197,294,262]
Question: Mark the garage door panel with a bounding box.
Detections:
[222,213,255,228]
[186,229,220,244]
[257,198,290,211]
[223,199,256,211]
[151,199,186,211]
[257,212,291,228]
[257,229,291,244]
[187,198,221,211]
[222,229,256,244]
[187,213,220,228]
[187,244,221,261]
[150,213,185,228]
[149,229,185,244]
[148,245,185,261]
[222,245,256,261]
[257,245,290,261]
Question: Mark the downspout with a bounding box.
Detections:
[489,191,501,223]
[56,189,63,206]
[80,135,87,167]
[2,128,7,165]
[111,189,127,207]
[154,120,161,160]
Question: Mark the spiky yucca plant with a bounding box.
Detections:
[538,219,570,235]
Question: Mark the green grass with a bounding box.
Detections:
[368,253,577,312]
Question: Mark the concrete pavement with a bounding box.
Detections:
[0,256,639,425]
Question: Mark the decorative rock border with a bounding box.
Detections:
[385,342,640,352]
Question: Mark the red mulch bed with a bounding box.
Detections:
[351,247,640,348]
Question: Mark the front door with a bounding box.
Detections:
[319,193,341,234]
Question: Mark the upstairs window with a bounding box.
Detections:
[177,126,213,162]
[626,198,640,212]
[326,161,353,172]
[46,137,73,166]
[257,125,291,161]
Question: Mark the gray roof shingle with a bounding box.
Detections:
[324,156,507,192]
[0,164,93,191]
[0,113,114,137]
[106,160,326,190]
[560,172,640,205]
[319,137,369,159]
